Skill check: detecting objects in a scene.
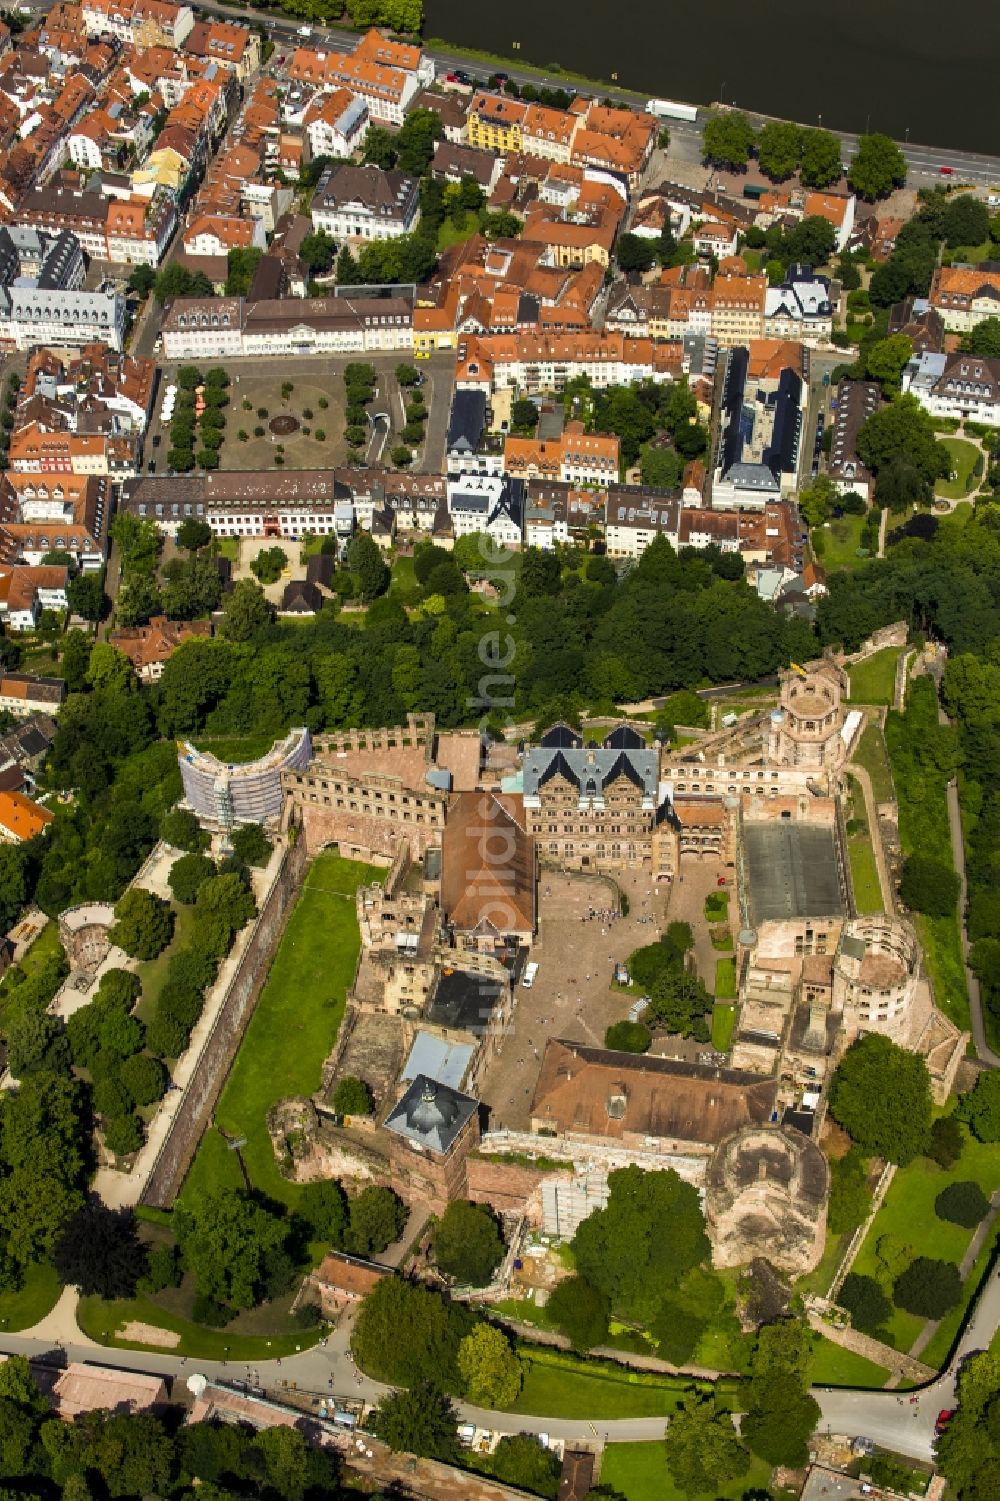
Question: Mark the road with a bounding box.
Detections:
[814,1261,1000,1461]
[181,0,1000,188]
[4,1252,1000,1457]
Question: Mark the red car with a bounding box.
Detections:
[935,1410,955,1434]
[939,165,954,175]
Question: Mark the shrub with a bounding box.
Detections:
[315,429,326,442]
[142,1243,181,1293]
[935,1180,990,1228]
[604,1020,652,1053]
[253,426,265,438]
[333,1075,373,1115]
[318,396,329,408]
[193,1292,237,1327]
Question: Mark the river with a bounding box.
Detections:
[423,0,1000,156]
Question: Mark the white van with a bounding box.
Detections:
[522,962,539,989]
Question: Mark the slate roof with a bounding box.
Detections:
[384,1074,477,1155]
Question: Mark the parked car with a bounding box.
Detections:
[152,434,161,447]
[935,1410,955,1434]
[939,165,954,175]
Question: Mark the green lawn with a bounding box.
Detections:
[0,1262,61,1332]
[845,775,884,914]
[511,1352,684,1419]
[810,1336,889,1388]
[601,1442,772,1501]
[815,514,868,570]
[936,438,981,500]
[180,852,382,1208]
[848,648,901,707]
[848,1123,1000,1359]
[919,1224,998,1370]
[713,959,737,1001]
[212,538,239,562]
[0,921,64,1027]
[797,1226,848,1300]
[195,733,283,764]
[914,910,969,1030]
[77,1292,322,1360]
[389,553,417,593]
[134,900,198,1027]
[712,1004,736,1051]
[437,216,481,251]
[853,721,894,803]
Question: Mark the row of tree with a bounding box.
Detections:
[701,116,906,199]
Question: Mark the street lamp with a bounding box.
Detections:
[720,80,726,105]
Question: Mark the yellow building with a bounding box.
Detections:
[467,90,527,154]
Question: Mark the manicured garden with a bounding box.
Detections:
[848,648,901,707]
[181,852,382,1208]
[814,514,868,570]
[936,437,982,499]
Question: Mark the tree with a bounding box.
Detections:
[893,1256,962,1317]
[103,1114,143,1156]
[935,1181,990,1228]
[928,1113,965,1168]
[230,823,271,867]
[969,317,1000,358]
[490,1436,561,1498]
[110,887,174,961]
[900,854,961,916]
[195,872,256,937]
[458,1324,522,1407]
[572,1165,710,1322]
[161,807,208,852]
[647,967,712,1039]
[664,1392,750,1496]
[66,570,105,622]
[639,444,683,489]
[756,121,803,181]
[865,333,914,391]
[433,1201,504,1287]
[119,1053,167,1108]
[701,111,756,170]
[604,1020,652,1053]
[346,532,390,601]
[839,1272,892,1334]
[0,1356,41,1411]
[178,1188,289,1310]
[942,194,990,250]
[53,1200,148,1298]
[332,1075,373,1115]
[220,579,272,641]
[849,133,907,200]
[296,1179,348,1247]
[828,1146,872,1233]
[742,1371,821,1467]
[959,1071,1000,1143]
[616,232,656,273]
[346,1184,407,1257]
[800,127,843,188]
[799,473,836,528]
[829,1034,933,1163]
[545,1274,611,1352]
[300,229,336,273]
[352,1275,476,1391]
[168,851,215,905]
[5,1012,68,1079]
[177,518,213,551]
[396,107,444,175]
[370,1381,458,1462]
[250,546,288,585]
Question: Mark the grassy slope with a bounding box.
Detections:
[180,852,382,1209]
[854,721,895,802]
[848,648,901,707]
[849,1127,1000,1356]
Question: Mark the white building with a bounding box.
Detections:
[903,349,1000,427]
[446,472,524,546]
[310,163,420,242]
[305,90,370,161]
